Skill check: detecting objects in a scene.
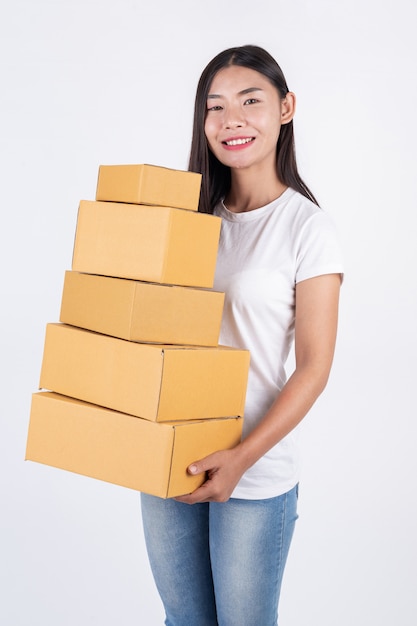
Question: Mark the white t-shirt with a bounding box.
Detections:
[213,188,344,499]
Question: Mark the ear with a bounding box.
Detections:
[280,92,296,125]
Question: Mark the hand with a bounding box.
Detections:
[174,448,245,505]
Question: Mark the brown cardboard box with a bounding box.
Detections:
[26,392,243,498]
[60,271,224,347]
[39,324,250,421]
[72,201,221,288]
[96,164,201,212]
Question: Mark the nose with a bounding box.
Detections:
[224,106,245,130]
[226,119,243,129]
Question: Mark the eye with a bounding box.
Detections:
[207,104,223,112]
[244,98,259,105]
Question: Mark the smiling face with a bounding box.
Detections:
[204,65,295,174]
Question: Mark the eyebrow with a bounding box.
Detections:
[207,87,263,99]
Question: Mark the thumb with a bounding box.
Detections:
[187,458,210,475]
[187,451,220,475]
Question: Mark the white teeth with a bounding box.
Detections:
[225,138,253,146]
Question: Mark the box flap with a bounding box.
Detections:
[26,392,176,497]
[167,417,243,497]
[72,201,171,281]
[60,271,137,339]
[157,346,250,421]
[39,324,165,419]
[162,209,221,288]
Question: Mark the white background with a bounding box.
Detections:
[1,0,416,624]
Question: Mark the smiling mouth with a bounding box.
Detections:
[223,137,255,146]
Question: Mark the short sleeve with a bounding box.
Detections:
[295,211,344,284]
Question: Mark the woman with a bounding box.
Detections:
[141,45,343,625]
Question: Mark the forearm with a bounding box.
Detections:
[234,362,331,474]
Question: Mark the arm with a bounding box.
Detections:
[175,273,341,504]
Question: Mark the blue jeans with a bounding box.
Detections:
[140,485,298,626]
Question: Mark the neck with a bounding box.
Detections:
[224,165,287,213]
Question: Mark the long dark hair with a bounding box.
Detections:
[188,45,319,213]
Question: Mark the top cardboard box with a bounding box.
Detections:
[72,201,221,288]
[96,164,202,212]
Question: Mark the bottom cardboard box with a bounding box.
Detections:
[25,392,243,498]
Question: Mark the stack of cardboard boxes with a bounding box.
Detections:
[26,165,250,498]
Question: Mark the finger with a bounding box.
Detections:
[174,481,213,505]
[174,492,209,505]
[187,452,220,476]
